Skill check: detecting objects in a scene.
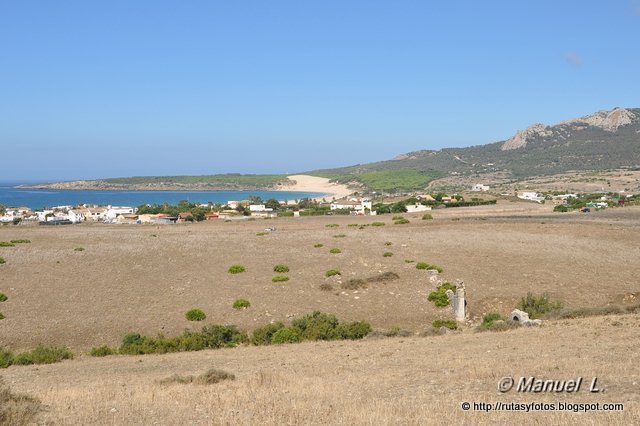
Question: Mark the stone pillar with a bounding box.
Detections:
[445,280,466,322]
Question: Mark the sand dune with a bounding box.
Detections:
[280,174,352,200]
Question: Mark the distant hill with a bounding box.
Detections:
[21,107,640,193]
[307,107,640,190]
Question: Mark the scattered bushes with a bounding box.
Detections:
[232,299,251,309]
[422,213,433,220]
[256,232,268,236]
[73,247,84,252]
[394,218,410,225]
[273,264,290,273]
[416,262,430,269]
[371,222,385,227]
[9,240,30,244]
[325,224,339,228]
[329,248,342,254]
[185,309,207,321]
[384,241,392,246]
[89,345,116,357]
[432,319,457,330]
[0,348,13,368]
[0,242,15,247]
[554,205,569,213]
[333,234,346,238]
[383,252,393,257]
[11,345,73,366]
[270,327,302,344]
[291,311,371,341]
[405,259,415,263]
[544,303,640,320]
[272,275,289,282]
[228,264,246,274]
[0,293,7,302]
[314,243,324,248]
[325,269,341,277]
[516,293,563,319]
[392,215,404,221]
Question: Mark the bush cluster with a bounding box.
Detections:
[517,293,563,319]
[0,241,15,247]
[329,248,342,254]
[415,262,443,273]
[432,319,457,330]
[422,213,433,220]
[383,252,393,257]
[0,257,5,265]
[313,243,323,248]
[394,218,410,225]
[118,325,248,355]
[74,247,84,252]
[9,239,31,244]
[325,224,339,228]
[0,293,7,302]
[272,275,289,282]
[273,265,289,273]
[428,282,456,308]
[89,345,116,357]
[371,222,385,227]
[480,312,503,329]
[0,345,74,368]
[333,234,346,238]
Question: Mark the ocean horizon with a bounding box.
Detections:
[0,182,325,210]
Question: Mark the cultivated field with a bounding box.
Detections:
[1,201,639,424]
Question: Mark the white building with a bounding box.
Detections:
[472,184,490,192]
[68,209,86,223]
[518,192,544,203]
[249,204,273,212]
[330,199,373,215]
[105,206,135,221]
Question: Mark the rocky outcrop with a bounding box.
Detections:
[501,107,638,151]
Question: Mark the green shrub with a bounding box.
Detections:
[185,309,207,321]
[325,224,339,228]
[554,205,569,212]
[228,264,246,274]
[251,322,285,345]
[422,213,433,220]
[12,345,73,365]
[0,348,13,368]
[383,252,394,258]
[371,222,385,227]
[334,321,372,339]
[517,293,563,319]
[0,313,4,320]
[480,312,503,329]
[233,299,251,309]
[427,284,455,308]
[256,232,268,236]
[333,234,346,238]
[74,247,84,252]
[272,275,289,282]
[271,327,302,344]
[415,262,429,270]
[313,243,324,248]
[432,319,457,330]
[0,257,5,265]
[415,262,443,273]
[0,241,15,247]
[9,239,31,244]
[273,264,290,273]
[0,293,7,302]
[325,269,341,277]
[384,241,392,246]
[329,248,342,254]
[89,345,116,357]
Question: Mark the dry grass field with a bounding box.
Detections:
[1,201,639,424]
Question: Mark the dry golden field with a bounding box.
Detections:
[1,201,639,424]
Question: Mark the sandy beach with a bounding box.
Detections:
[280,174,353,201]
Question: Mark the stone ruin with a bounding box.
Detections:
[510,309,542,327]
[445,279,466,322]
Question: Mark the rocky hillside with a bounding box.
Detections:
[309,107,640,188]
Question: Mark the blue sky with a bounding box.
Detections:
[1,0,639,180]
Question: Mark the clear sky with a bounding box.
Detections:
[1,0,639,181]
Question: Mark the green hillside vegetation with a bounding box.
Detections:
[104,174,290,189]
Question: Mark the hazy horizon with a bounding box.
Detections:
[2,1,639,181]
